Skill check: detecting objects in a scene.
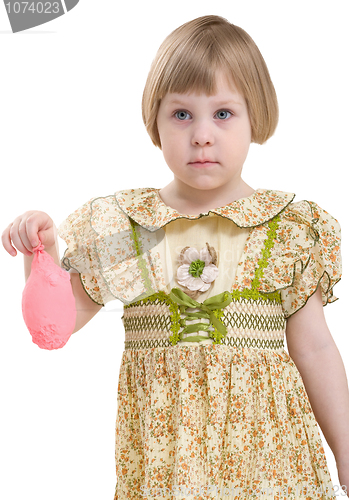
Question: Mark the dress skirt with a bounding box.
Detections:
[113,343,335,500]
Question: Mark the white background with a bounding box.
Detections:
[1,1,348,499]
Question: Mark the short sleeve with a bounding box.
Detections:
[58,196,113,306]
[280,200,342,318]
[57,193,172,306]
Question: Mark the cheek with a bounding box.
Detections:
[162,131,183,156]
[160,139,175,164]
[244,115,252,143]
[233,120,252,147]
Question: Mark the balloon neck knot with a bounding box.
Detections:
[32,242,45,252]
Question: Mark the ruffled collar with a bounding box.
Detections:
[115,187,296,231]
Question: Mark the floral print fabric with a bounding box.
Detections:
[278,200,342,317]
[115,345,335,499]
[58,194,172,305]
[58,188,342,319]
[57,188,342,499]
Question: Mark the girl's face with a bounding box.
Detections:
[156,70,252,194]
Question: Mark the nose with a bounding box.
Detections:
[191,120,214,147]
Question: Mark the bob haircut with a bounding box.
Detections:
[142,15,279,148]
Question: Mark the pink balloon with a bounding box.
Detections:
[22,242,77,350]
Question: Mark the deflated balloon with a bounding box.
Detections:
[22,242,77,350]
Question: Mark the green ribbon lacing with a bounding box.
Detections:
[168,287,233,344]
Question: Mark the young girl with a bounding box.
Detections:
[2,14,349,500]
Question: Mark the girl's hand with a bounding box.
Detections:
[337,462,349,497]
[1,211,56,257]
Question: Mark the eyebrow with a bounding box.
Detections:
[166,98,243,107]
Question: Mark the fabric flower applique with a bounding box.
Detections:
[176,242,219,299]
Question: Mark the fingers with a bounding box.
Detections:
[9,215,34,256]
[25,212,48,247]
[1,211,49,257]
[2,222,18,256]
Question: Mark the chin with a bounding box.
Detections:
[189,180,223,190]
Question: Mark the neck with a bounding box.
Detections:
[159,178,255,215]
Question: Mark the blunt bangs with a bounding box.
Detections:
[142,15,278,148]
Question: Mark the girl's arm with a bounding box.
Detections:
[68,272,103,334]
[286,287,349,467]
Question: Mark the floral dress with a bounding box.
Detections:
[58,188,342,500]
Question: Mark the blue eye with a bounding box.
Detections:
[174,109,233,121]
[175,110,189,121]
[217,109,232,117]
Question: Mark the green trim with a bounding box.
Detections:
[230,288,281,303]
[123,304,286,335]
[252,214,281,290]
[124,213,285,348]
[124,290,183,345]
[129,218,156,300]
[168,288,233,345]
[125,336,284,350]
[129,217,141,257]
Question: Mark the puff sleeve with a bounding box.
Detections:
[279,200,342,318]
[57,194,172,306]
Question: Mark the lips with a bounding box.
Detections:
[190,159,215,163]
[189,160,217,167]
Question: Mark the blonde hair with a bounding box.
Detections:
[142,15,279,148]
